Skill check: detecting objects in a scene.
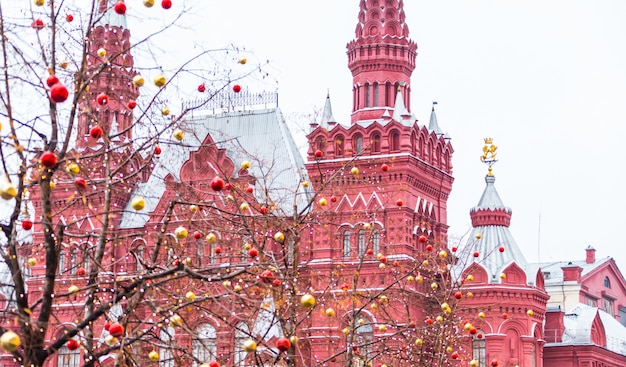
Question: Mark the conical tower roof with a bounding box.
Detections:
[456,139,531,284]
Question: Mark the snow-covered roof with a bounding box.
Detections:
[318,93,336,130]
[391,88,411,125]
[120,108,311,228]
[428,106,443,135]
[474,175,511,211]
[533,257,612,286]
[558,303,626,355]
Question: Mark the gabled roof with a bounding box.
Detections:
[533,257,612,286]
[120,108,310,228]
[557,303,626,355]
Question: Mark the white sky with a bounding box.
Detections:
[128,1,626,270]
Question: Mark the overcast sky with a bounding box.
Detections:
[133,1,626,270]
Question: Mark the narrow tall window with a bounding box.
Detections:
[58,250,66,275]
[159,327,175,367]
[336,135,345,156]
[136,246,144,271]
[343,231,351,257]
[83,247,91,274]
[70,249,78,275]
[371,133,381,153]
[192,324,217,366]
[472,332,486,367]
[197,242,204,267]
[365,84,370,108]
[604,276,611,288]
[234,323,250,367]
[373,83,379,107]
[354,135,363,155]
[373,231,380,254]
[354,317,373,367]
[358,230,366,256]
[390,130,400,152]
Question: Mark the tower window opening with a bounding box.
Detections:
[365,84,370,108]
[373,83,379,107]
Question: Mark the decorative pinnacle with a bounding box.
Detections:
[480,138,498,176]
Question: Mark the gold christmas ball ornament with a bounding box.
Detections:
[325,308,335,317]
[0,182,17,200]
[132,75,145,87]
[169,314,183,327]
[185,291,196,302]
[148,351,159,362]
[131,196,145,211]
[300,294,315,308]
[68,285,79,294]
[241,160,251,170]
[243,339,257,353]
[97,48,107,57]
[143,0,155,7]
[0,331,21,352]
[154,74,167,87]
[174,226,188,240]
[173,129,184,141]
[66,163,80,174]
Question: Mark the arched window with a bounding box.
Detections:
[390,130,400,152]
[354,134,363,155]
[604,276,611,288]
[343,231,351,257]
[58,250,66,275]
[385,82,392,106]
[365,83,370,108]
[83,245,91,275]
[335,135,345,157]
[70,249,78,275]
[234,323,250,367]
[192,324,217,366]
[353,317,373,367]
[371,133,381,154]
[372,231,380,254]
[472,331,486,367]
[159,327,175,367]
[57,341,80,367]
[358,230,366,256]
[316,136,326,152]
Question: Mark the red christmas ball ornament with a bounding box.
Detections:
[451,246,457,252]
[272,279,282,287]
[499,246,505,253]
[232,84,242,93]
[454,291,463,299]
[314,150,323,158]
[40,151,58,168]
[491,359,499,367]
[193,231,202,240]
[104,321,111,331]
[477,333,483,339]
[66,14,74,22]
[127,100,137,109]
[214,247,222,254]
[210,177,225,191]
[425,318,434,325]
[381,164,389,172]
[46,75,59,87]
[276,337,291,352]
[224,183,233,190]
[50,83,69,103]
[161,0,172,9]
[66,339,80,351]
[245,186,254,193]
[77,267,86,276]
[425,244,433,252]
[451,351,460,359]
[197,84,206,93]
[248,247,259,257]
[419,235,428,243]
[208,362,219,367]
[330,195,338,203]
[90,126,104,139]
[32,19,45,30]
[260,270,275,283]
[114,1,127,14]
[108,323,124,337]
[502,313,509,319]
[154,146,162,155]
[75,177,87,189]
[379,256,387,263]
[473,251,480,258]
[21,219,33,231]
[469,327,478,335]
[396,199,403,207]
[96,93,109,105]
[259,206,268,215]
[366,249,373,256]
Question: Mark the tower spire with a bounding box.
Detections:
[347,0,417,124]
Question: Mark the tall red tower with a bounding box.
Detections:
[76,0,139,148]
[347,0,417,124]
